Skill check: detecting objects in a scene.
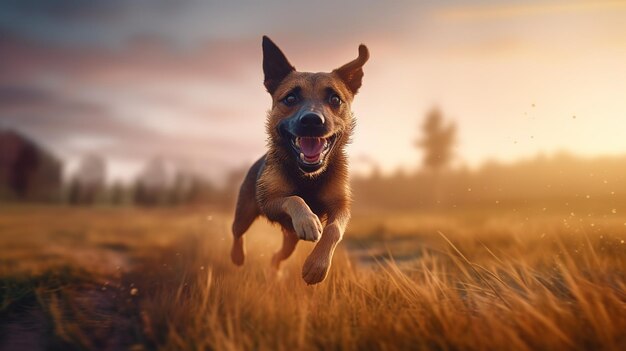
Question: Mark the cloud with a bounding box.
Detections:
[0,85,260,175]
[0,0,417,50]
[434,1,626,22]
[0,84,54,105]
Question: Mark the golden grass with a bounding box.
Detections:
[1,205,625,350]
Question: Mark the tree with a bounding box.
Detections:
[109,181,126,205]
[71,154,106,204]
[134,157,169,206]
[417,108,456,172]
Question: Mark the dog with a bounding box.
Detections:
[230,36,369,285]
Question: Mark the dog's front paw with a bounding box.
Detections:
[292,212,322,242]
[302,254,330,285]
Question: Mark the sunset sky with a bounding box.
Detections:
[1,0,625,183]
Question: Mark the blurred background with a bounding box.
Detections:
[1,0,626,210]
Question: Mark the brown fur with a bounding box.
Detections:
[231,36,369,285]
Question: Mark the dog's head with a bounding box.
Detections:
[262,36,369,177]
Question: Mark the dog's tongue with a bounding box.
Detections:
[300,137,324,157]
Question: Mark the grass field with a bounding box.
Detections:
[1,205,625,350]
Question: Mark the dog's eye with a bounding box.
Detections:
[329,94,342,107]
[282,93,298,106]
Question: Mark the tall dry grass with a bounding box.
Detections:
[130,209,626,351]
[1,206,625,350]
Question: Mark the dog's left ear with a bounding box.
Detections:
[263,36,295,94]
[333,44,370,95]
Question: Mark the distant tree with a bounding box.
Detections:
[134,157,169,206]
[416,108,456,172]
[72,154,106,204]
[168,172,194,206]
[67,177,81,205]
[109,181,125,205]
[133,180,149,206]
[1,130,62,202]
[140,157,168,190]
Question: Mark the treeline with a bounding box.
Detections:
[11,108,621,212]
[64,174,239,209]
[12,152,626,212]
[352,152,626,211]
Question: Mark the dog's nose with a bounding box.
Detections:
[299,112,325,127]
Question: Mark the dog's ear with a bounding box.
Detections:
[333,44,369,95]
[262,36,295,94]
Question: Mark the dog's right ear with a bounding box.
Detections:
[263,36,295,95]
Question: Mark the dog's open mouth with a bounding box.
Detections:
[290,135,337,172]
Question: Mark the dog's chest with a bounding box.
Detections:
[295,189,327,216]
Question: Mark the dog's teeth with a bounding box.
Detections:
[300,152,305,161]
[295,137,301,148]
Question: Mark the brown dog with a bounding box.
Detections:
[231,36,369,285]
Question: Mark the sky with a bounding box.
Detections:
[1,0,625,183]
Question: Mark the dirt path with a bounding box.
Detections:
[0,248,144,351]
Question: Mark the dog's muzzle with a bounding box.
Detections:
[278,110,338,174]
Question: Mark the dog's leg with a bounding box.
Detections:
[262,196,323,242]
[271,226,299,270]
[231,200,258,266]
[231,166,261,266]
[302,209,350,285]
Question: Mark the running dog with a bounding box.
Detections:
[231,36,369,285]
